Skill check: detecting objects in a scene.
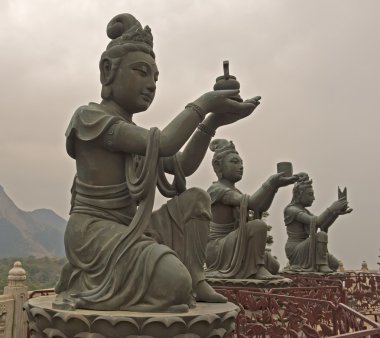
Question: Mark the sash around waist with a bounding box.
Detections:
[286,230,309,241]
[70,178,135,225]
[209,221,237,240]
[72,178,134,209]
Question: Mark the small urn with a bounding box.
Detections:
[213,60,242,102]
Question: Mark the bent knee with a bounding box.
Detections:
[328,254,339,271]
[179,187,211,221]
[153,254,192,301]
[183,187,211,205]
[316,231,328,242]
[246,219,268,236]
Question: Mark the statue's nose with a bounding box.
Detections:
[146,77,156,92]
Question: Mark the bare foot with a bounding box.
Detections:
[253,266,284,280]
[167,304,190,313]
[318,264,333,273]
[195,280,227,303]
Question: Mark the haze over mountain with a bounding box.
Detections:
[0,185,66,257]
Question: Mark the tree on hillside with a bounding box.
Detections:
[0,256,66,292]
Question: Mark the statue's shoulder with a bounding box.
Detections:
[284,204,306,217]
[207,181,236,205]
[285,204,302,213]
[65,103,123,158]
[65,103,122,140]
[284,204,311,225]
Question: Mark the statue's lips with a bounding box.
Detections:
[140,93,153,102]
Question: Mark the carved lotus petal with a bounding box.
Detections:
[91,316,139,337]
[220,310,237,334]
[188,314,220,336]
[172,334,199,338]
[43,328,68,338]
[141,317,187,338]
[28,322,44,337]
[74,333,107,338]
[52,312,90,337]
[30,307,53,331]
[206,328,226,338]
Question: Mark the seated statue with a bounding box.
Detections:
[284,173,352,273]
[205,139,298,280]
[53,14,262,312]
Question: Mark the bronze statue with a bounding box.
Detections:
[284,173,352,273]
[205,139,298,279]
[53,14,261,312]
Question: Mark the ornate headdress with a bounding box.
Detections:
[210,139,239,176]
[210,139,238,160]
[291,172,313,202]
[106,13,153,50]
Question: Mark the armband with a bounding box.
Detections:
[197,123,216,137]
[185,103,207,121]
[103,122,120,151]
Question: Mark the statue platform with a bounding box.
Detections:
[24,295,239,338]
[281,270,345,278]
[206,277,292,288]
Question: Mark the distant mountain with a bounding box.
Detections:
[0,185,66,257]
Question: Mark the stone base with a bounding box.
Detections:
[24,295,239,338]
[207,277,292,288]
[281,270,345,277]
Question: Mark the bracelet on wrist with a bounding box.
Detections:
[197,123,216,137]
[185,103,207,122]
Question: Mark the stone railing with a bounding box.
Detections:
[0,262,28,338]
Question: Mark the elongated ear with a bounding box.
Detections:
[213,160,223,179]
[100,57,113,85]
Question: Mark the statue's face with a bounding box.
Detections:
[220,153,243,183]
[111,51,158,114]
[300,187,315,207]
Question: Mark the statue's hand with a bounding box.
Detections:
[329,197,350,215]
[194,91,260,117]
[203,95,261,128]
[337,207,353,215]
[269,172,299,189]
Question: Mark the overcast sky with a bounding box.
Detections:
[0,0,379,269]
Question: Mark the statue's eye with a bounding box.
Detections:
[134,67,148,76]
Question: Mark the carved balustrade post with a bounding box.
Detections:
[3,262,28,338]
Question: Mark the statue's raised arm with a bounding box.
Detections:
[284,174,352,273]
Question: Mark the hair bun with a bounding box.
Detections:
[107,13,140,39]
[210,139,226,152]
[210,139,236,152]
[105,13,153,49]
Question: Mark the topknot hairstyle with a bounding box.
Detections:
[210,139,239,178]
[291,172,313,204]
[106,13,153,50]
